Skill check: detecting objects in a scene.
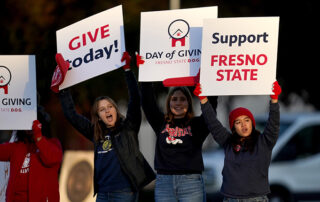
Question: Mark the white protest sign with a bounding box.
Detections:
[56,5,125,89]
[200,17,279,96]
[0,55,37,130]
[139,6,217,81]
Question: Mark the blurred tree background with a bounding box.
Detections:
[0,0,317,150]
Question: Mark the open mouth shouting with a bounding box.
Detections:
[98,99,117,128]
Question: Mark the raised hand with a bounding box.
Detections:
[121,51,131,70]
[270,81,282,100]
[135,52,145,68]
[32,120,42,142]
[51,53,70,93]
[193,83,207,101]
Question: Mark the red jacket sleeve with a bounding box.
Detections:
[35,137,63,167]
[0,142,16,161]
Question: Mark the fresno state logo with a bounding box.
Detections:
[168,19,190,47]
[0,66,12,94]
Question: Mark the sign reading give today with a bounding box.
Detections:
[56,5,125,90]
[200,17,280,96]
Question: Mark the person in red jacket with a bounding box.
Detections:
[0,111,63,202]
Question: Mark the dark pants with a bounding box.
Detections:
[96,190,138,202]
[223,195,269,202]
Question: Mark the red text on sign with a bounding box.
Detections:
[216,69,258,81]
[68,24,110,51]
[211,54,267,67]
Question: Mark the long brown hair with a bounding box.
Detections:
[164,87,194,126]
[91,96,124,142]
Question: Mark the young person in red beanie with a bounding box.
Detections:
[194,81,281,202]
[0,110,63,202]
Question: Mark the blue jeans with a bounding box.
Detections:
[223,195,269,202]
[96,190,138,202]
[155,174,206,202]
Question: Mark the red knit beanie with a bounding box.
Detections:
[229,107,255,130]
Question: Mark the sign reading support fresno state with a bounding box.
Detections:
[0,55,37,130]
[200,17,279,96]
[139,6,217,82]
[56,5,125,90]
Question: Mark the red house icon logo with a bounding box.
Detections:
[168,19,190,47]
[0,66,12,94]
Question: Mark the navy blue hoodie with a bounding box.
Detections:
[201,101,280,198]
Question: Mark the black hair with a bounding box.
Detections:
[230,128,261,153]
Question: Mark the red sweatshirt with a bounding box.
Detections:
[0,137,63,202]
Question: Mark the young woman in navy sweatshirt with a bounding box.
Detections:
[53,52,155,202]
[195,81,282,202]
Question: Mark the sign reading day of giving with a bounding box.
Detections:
[200,17,279,96]
[139,6,217,82]
[0,55,37,130]
[56,5,125,90]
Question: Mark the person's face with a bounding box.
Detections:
[234,115,253,137]
[170,90,189,119]
[97,99,117,128]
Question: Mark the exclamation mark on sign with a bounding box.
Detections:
[114,40,118,52]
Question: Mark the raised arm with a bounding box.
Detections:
[262,81,281,149]
[58,89,94,141]
[201,100,231,146]
[121,52,141,134]
[194,83,231,146]
[140,82,165,134]
[51,53,94,141]
[32,120,63,167]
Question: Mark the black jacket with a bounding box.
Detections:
[59,70,155,194]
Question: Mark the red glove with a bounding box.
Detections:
[194,70,200,84]
[270,81,282,100]
[193,83,207,100]
[136,52,145,68]
[163,69,200,87]
[32,120,42,142]
[121,51,131,70]
[51,53,70,93]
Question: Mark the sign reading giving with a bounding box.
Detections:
[0,55,37,130]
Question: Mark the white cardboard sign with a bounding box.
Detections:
[56,5,125,89]
[200,17,279,96]
[0,55,37,130]
[139,6,218,82]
